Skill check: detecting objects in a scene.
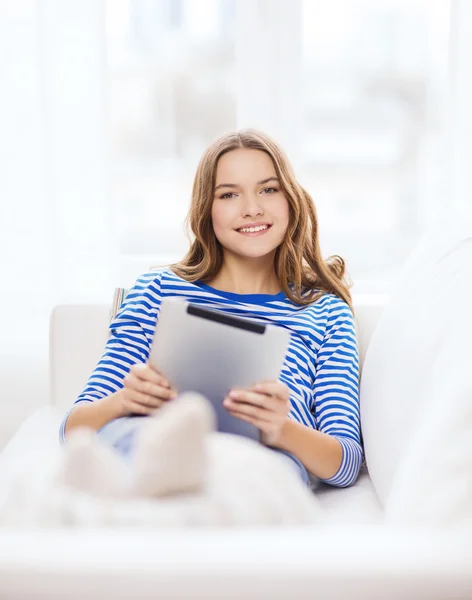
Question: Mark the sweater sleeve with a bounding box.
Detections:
[58,270,163,444]
[312,296,363,487]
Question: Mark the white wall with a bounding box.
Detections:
[0,2,50,448]
[0,0,116,449]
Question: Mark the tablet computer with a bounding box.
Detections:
[148,297,291,441]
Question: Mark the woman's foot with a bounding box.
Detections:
[131,392,216,498]
[55,427,133,498]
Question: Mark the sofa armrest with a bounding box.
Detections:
[49,304,110,413]
[0,528,470,599]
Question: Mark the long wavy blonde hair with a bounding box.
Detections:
[157,129,354,312]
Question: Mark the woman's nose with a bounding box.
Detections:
[242,195,263,216]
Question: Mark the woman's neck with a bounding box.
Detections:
[206,263,281,295]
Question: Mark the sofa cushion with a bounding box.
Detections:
[384,350,472,528]
[360,215,472,507]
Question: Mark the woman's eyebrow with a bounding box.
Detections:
[214,177,279,191]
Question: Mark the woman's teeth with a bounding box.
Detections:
[238,225,269,233]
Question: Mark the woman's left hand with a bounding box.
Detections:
[223,381,291,447]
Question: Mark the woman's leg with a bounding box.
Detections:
[271,448,311,486]
[56,414,156,498]
[58,394,214,498]
[56,417,145,497]
[95,414,151,462]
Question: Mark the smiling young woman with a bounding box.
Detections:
[60,129,362,495]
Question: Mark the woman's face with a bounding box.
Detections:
[211,149,290,260]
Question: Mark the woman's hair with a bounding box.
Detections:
[155,129,354,312]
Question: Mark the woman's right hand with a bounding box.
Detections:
[116,362,178,417]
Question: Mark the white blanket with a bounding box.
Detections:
[0,407,322,528]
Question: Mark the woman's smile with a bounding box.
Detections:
[235,224,273,237]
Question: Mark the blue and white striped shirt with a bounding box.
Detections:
[59,267,363,487]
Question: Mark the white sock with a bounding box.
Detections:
[130,392,216,498]
[56,427,134,498]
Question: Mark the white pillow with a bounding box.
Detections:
[360,215,472,506]
[385,351,472,528]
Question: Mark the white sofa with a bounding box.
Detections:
[0,288,471,599]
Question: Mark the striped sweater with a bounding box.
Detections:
[59,267,363,487]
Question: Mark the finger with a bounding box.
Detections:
[124,398,156,415]
[224,399,272,422]
[130,389,165,409]
[228,390,278,410]
[127,401,154,415]
[133,378,175,400]
[227,410,267,430]
[132,363,171,388]
[148,363,172,387]
[252,381,286,399]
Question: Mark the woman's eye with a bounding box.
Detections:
[219,188,277,199]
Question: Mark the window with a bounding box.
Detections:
[106,0,236,268]
[300,0,450,287]
[106,0,451,289]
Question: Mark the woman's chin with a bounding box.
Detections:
[231,247,277,260]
